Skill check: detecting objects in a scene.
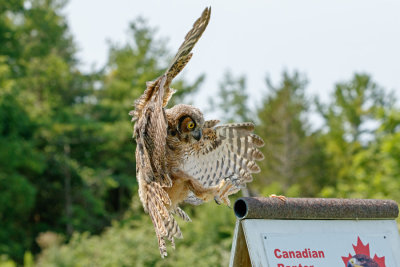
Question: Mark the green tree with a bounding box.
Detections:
[0,0,24,71]
[0,0,103,261]
[209,71,251,123]
[0,60,43,260]
[255,71,316,197]
[317,73,398,200]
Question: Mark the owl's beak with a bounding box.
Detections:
[191,129,202,141]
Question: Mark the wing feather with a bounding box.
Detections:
[165,7,211,83]
[130,7,210,121]
[131,7,211,258]
[181,122,264,191]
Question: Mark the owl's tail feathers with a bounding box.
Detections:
[172,206,192,222]
[140,181,184,258]
[156,213,183,258]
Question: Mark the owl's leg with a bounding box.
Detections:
[174,170,235,206]
[186,178,216,203]
[171,171,215,203]
[187,178,237,207]
[214,179,240,207]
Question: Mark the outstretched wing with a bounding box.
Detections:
[181,122,264,197]
[165,7,211,83]
[131,7,211,122]
[130,7,211,258]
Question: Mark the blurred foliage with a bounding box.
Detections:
[316,74,399,199]
[36,196,236,267]
[255,72,315,196]
[0,1,399,266]
[209,71,251,123]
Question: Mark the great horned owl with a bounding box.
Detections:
[130,7,264,257]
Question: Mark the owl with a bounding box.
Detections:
[130,7,264,257]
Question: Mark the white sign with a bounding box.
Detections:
[262,233,395,267]
[229,219,400,267]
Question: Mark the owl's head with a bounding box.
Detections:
[347,254,379,267]
[166,104,205,143]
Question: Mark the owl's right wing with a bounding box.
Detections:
[130,7,211,258]
[180,122,264,197]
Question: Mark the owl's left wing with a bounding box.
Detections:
[180,122,264,200]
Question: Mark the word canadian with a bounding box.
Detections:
[274,248,325,259]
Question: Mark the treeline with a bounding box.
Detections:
[0,1,399,266]
[217,71,399,203]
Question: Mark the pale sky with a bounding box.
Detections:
[65,0,400,120]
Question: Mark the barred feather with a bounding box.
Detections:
[181,122,264,190]
[140,181,184,258]
[165,7,211,83]
[172,207,192,222]
[203,119,220,128]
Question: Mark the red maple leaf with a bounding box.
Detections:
[373,255,386,267]
[342,236,386,267]
[353,237,370,256]
[342,253,353,265]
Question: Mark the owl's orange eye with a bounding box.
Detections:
[187,122,195,129]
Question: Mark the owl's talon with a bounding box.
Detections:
[217,179,233,195]
[221,196,231,208]
[214,196,222,205]
[269,194,287,202]
[214,179,234,206]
